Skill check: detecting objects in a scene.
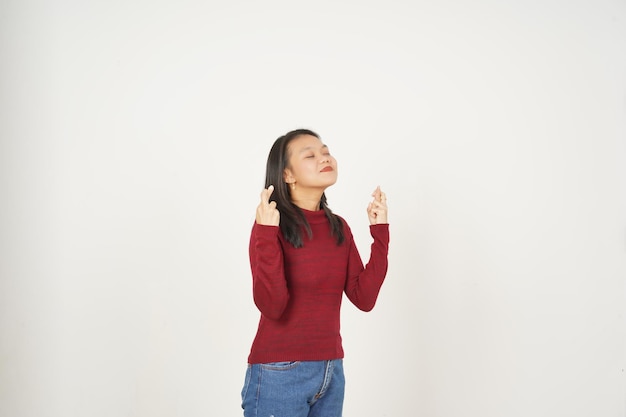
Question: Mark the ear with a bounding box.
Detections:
[283,168,295,184]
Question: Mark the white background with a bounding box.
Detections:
[1,1,625,416]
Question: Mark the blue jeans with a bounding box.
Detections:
[241,359,345,417]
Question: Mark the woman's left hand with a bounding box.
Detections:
[367,186,388,225]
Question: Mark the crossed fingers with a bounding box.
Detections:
[256,185,280,226]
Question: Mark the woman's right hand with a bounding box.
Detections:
[256,185,280,226]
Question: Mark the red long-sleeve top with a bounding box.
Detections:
[247,208,389,364]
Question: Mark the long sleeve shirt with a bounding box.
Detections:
[247,208,389,364]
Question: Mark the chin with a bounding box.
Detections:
[325,178,338,187]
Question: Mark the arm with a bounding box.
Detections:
[249,223,290,320]
[344,186,390,311]
[344,224,389,311]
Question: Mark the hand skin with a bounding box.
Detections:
[367,186,388,225]
[256,185,280,226]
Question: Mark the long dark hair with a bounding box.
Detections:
[264,129,344,248]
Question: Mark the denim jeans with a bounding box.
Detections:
[241,359,345,417]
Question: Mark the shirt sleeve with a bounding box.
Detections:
[344,223,390,312]
[248,222,290,320]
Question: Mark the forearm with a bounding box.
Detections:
[249,223,290,319]
[345,224,389,311]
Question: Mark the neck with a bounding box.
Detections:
[291,188,324,211]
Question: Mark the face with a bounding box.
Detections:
[283,134,338,190]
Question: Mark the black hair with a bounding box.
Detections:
[264,128,344,248]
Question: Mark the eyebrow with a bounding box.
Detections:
[298,144,329,153]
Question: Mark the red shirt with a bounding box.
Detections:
[247,208,389,364]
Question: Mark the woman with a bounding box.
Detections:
[241,128,389,417]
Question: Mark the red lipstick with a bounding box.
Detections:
[320,166,334,172]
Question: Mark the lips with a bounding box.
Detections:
[320,166,334,172]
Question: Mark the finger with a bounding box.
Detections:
[260,185,275,204]
[371,200,387,209]
[376,201,386,209]
[268,201,277,210]
[372,186,382,202]
[369,207,383,216]
[371,205,387,215]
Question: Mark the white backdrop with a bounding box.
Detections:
[1,1,625,416]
